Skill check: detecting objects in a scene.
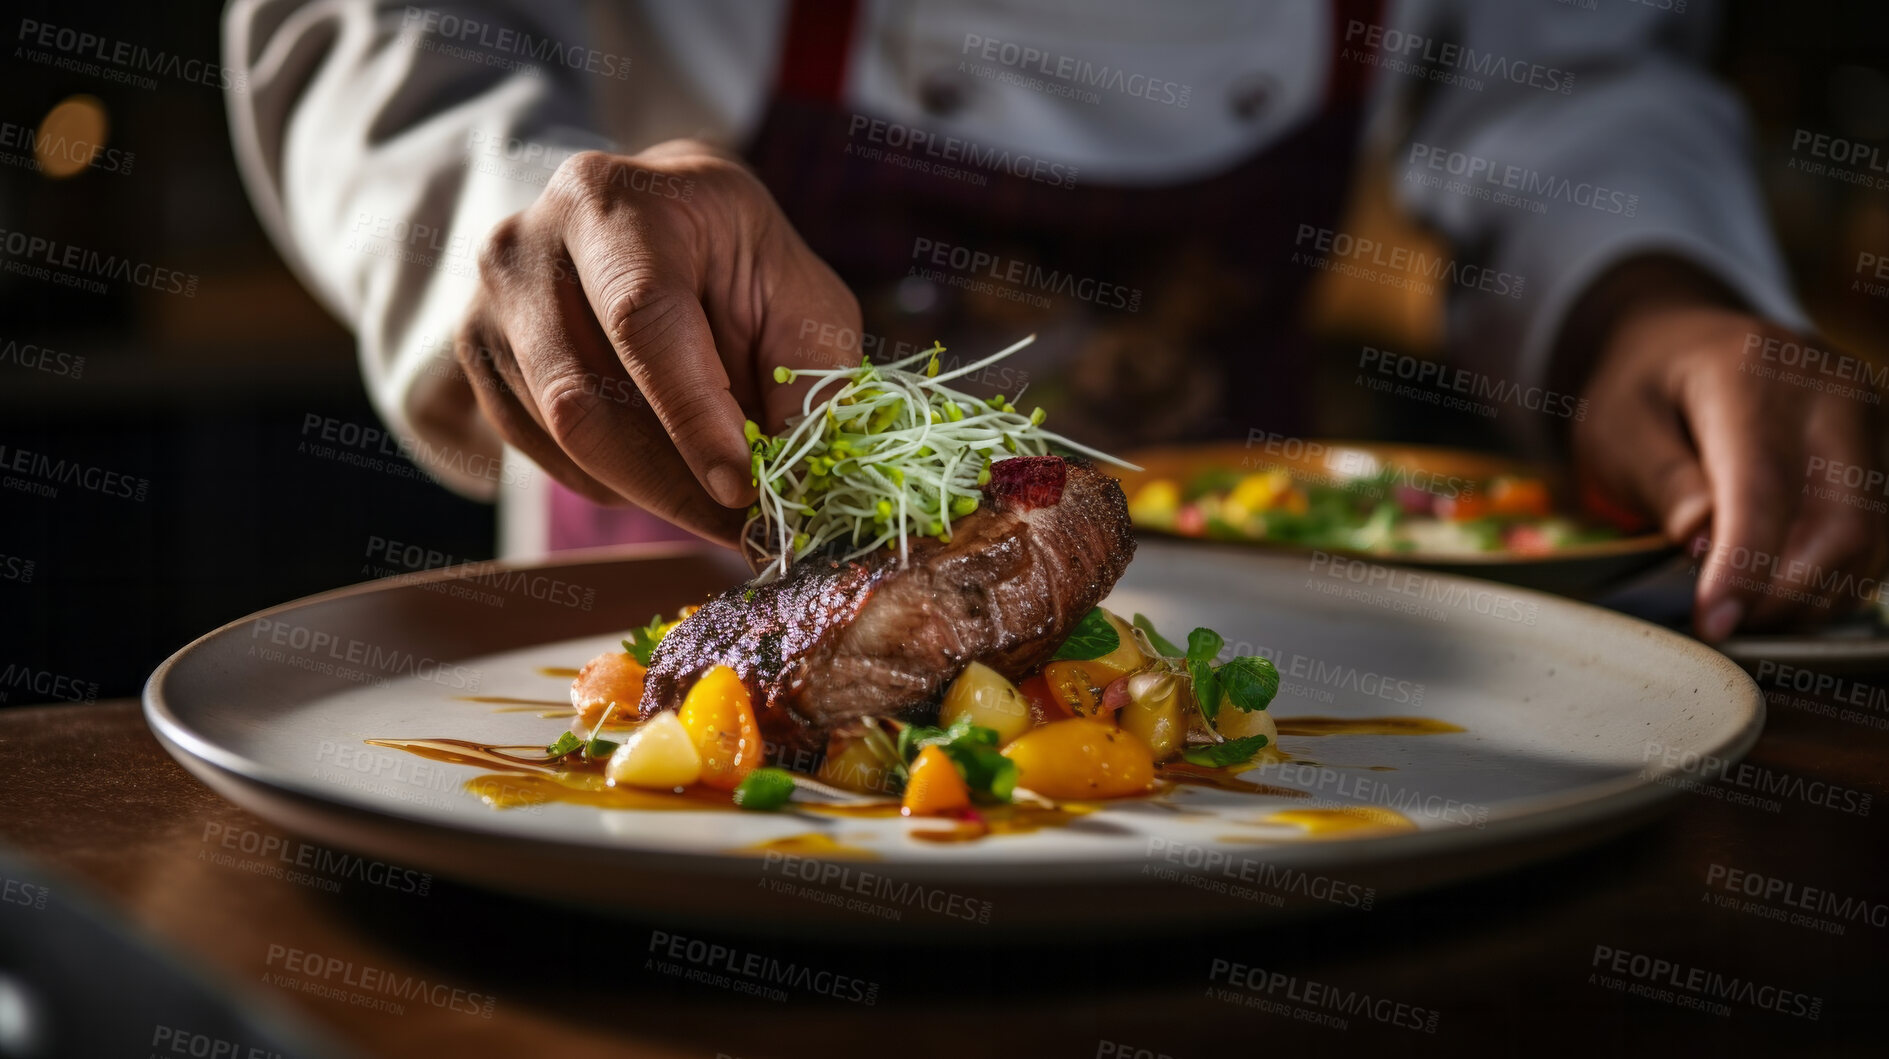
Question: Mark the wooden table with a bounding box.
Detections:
[1,692,1883,1057]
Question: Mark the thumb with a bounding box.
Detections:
[1579,402,1724,631]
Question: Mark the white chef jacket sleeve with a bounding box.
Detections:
[223,0,769,498]
[1380,0,1809,414]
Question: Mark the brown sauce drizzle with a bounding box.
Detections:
[457,695,570,708]
[366,738,560,772]
[1156,762,1307,798]
[466,771,738,812]
[1275,716,1465,737]
[365,712,1463,842]
[537,666,582,679]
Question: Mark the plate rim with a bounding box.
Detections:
[143,542,1766,884]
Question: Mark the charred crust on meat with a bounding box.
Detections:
[638,456,1135,752]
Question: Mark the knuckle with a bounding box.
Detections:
[476,214,526,284]
[600,274,679,354]
[654,386,728,440]
[546,149,617,204]
[452,322,501,378]
[541,377,604,451]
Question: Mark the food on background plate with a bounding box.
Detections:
[1128,464,1619,556]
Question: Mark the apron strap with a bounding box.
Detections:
[774,0,861,104]
[1326,0,1384,109]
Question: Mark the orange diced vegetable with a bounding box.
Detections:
[901,745,971,816]
[1435,490,1491,521]
[570,650,647,725]
[676,666,763,790]
[1487,476,1552,518]
[1018,674,1071,726]
[1041,660,1129,719]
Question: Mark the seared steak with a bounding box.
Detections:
[638,456,1135,751]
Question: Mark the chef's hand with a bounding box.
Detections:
[1568,260,1888,641]
[455,140,861,544]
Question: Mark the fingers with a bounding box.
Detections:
[507,293,748,544]
[552,154,756,508]
[460,144,866,544]
[1605,399,1714,544]
[1680,366,1804,638]
[454,309,619,507]
[1574,376,1712,546]
[1761,407,1889,626]
[461,218,744,543]
[1575,309,1889,640]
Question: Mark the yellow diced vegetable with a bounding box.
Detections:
[1215,700,1278,746]
[1224,469,1293,521]
[1001,719,1155,799]
[901,745,971,816]
[605,711,702,789]
[1088,609,1147,675]
[939,662,1032,744]
[677,665,763,790]
[817,733,900,795]
[1127,479,1181,525]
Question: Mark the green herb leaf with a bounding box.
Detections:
[583,701,624,761]
[1050,608,1120,661]
[622,614,669,666]
[895,717,1014,802]
[1181,734,1270,768]
[1189,657,1221,724]
[1215,656,1280,713]
[897,717,956,763]
[545,731,583,758]
[732,768,797,811]
[1185,627,1225,666]
[1132,613,1182,658]
[944,742,1018,803]
[1184,627,1226,723]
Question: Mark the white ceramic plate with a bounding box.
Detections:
[144,541,1762,935]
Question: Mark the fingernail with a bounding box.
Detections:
[1699,598,1744,643]
[707,462,749,507]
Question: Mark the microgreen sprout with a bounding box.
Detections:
[743,334,1132,579]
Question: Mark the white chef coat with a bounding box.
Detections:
[223,0,1810,556]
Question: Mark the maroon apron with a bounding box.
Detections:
[548,0,1380,550]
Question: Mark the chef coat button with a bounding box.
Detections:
[1229,73,1277,121]
[919,71,966,116]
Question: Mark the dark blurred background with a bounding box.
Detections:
[2,0,1886,703]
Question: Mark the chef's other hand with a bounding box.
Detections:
[455,140,861,544]
[1569,260,1888,641]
